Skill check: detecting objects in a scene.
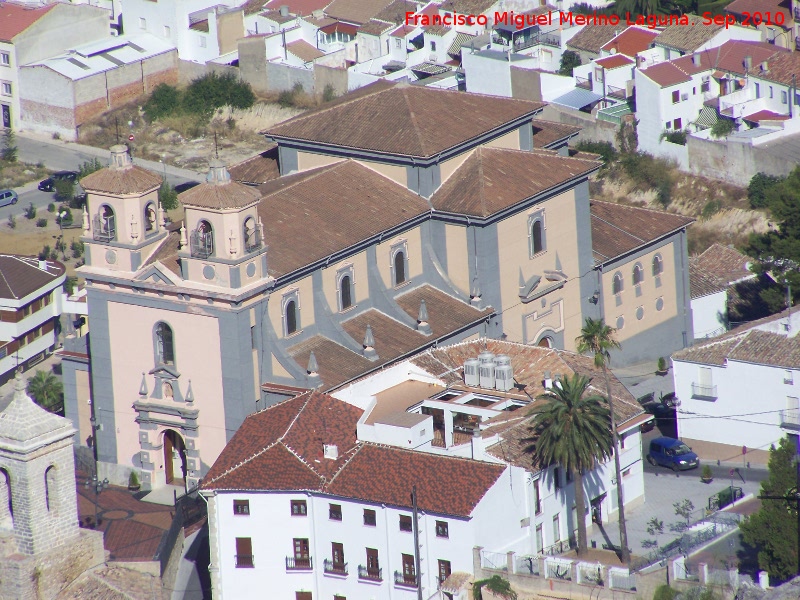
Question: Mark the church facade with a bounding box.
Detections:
[62,82,693,488]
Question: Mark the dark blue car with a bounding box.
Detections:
[647,437,699,471]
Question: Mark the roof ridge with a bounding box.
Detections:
[203,439,282,486]
[476,147,488,218]
[324,443,365,487]
[279,439,327,481]
[260,160,348,198]
[402,87,427,158]
[277,390,316,441]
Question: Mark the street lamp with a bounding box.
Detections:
[58,210,68,232]
[84,474,109,528]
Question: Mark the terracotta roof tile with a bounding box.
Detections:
[726,0,791,21]
[373,0,418,23]
[445,0,499,14]
[566,24,620,54]
[265,81,545,158]
[750,51,800,87]
[531,119,581,148]
[595,54,635,69]
[358,18,395,35]
[432,148,600,217]
[258,160,430,277]
[590,200,694,264]
[324,0,395,24]
[655,15,723,52]
[640,61,692,87]
[81,165,163,195]
[394,285,493,337]
[286,39,326,62]
[264,0,330,15]
[744,109,791,122]
[204,391,504,517]
[178,178,262,209]
[141,229,182,276]
[341,309,428,358]
[0,255,65,300]
[228,145,280,185]
[693,243,753,286]
[689,258,727,299]
[0,2,55,43]
[288,336,375,389]
[600,27,658,57]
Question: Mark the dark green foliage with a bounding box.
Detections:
[474,575,517,600]
[740,437,798,583]
[57,206,73,226]
[65,276,77,296]
[660,129,687,145]
[71,239,84,259]
[711,118,735,138]
[748,172,784,209]
[702,199,721,219]
[322,84,337,103]
[1,129,17,163]
[144,83,182,122]
[47,203,55,213]
[653,585,678,600]
[620,152,675,207]
[24,203,36,220]
[38,245,50,261]
[183,72,255,117]
[26,370,63,413]
[657,357,667,372]
[78,157,104,178]
[574,140,617,165]
[53,178,75,203]
[277,90,295,108]
[559,50,582,76]
[6,214,15,229]
[36,218,47,228]
[159,180,179,211]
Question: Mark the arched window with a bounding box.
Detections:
[93,205,117,242]
[531,220,543,255]
[155,322,175,365]
[44,466,56,512]
[537,336,552,348]
[191,220,214,258]
[652,254,664,276]
[243,216,259,253]
[285,300,298,335]
[612,272,623,295]
[632,263,644,286]
[0,468,12,527]
[144,202,157,234]
[340,275,352,311]
[394,251,406,286]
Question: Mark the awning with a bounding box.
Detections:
[448,32,475,56]
[410,62,451,75]
[693,105,718,130]
[552,87,603,109]
[597,102,633,125]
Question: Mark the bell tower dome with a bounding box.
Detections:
[80,145,165,273]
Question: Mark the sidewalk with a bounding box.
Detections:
[682,437,769,469]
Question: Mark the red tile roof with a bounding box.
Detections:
[689,258,727,299]
[263,0,331,15]
[639,61,692,88]
[203,390,505,517]
[531,119,581,148]
[750,51,800,86]
[0,255,65,300]
[286,39,326,62]
[595,54,635,69]
[726,0,791,22]
[600,27,658,57]
[743,109,791,122]
[228,145,280,186]
[566,24,620,54]
[0,2,55,43]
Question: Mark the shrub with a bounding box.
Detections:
[24,203,36,220]
[474,575,517,600]
[702,464,713,480]
[620,152,674,207]
[52,132,61,140]
[65,276,77,296]
[1,129,17,162]
[144,83,182,122]
[558,50,581,76]
[711,118,735,138]
[702,199,721,219]
[53,179,75,203]
[653,585,678,600]
[322,84,337,103]
[129,470,140,488]
[574,140,617,165]
[183,72,255,117]
[70,240,84,258]
[6,214,15,229]
[657,357,667,372]
[159,180,179,211]
[277,89,295,108]
[36,217,47,228]
[78,157,104,178]
[38,245,51,261]
[748,172,784,209]
[47,203,56,213]
[660,129,687,145]
[57,207,73,226]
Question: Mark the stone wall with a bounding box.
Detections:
[686,135,797,187]
[541,104,618,146]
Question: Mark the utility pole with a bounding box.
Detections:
[758,437,800,576]
[412,485,422,600]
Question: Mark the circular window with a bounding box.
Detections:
[656,297,664,311]
[246,262,256,278]
[636,306,644,320]
[105,250,117,264]
[202,265,215,280]
[616,316,625,330]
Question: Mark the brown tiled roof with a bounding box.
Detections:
[446,0,498,14]
[751,51,800,86]
[228,145,280,185]
[640,62,692,88]
[0,2,55,42]
[424,24,451,36]
[566,24,620,54]
[531,119,581,148]
[727,0,791,21]
[590,200,694,264]
[288,287,492,389]
[258,160,429,277]
[178,179,262,210]
[432,148,600,217]
[142,230,182,276]
[0,256,65,300]
[189,19,210,32]
[203,391,504,517]
[373,0,418,23]
[265,81,545,158]
[324,0,394,24]
[655,15,723,52]
[689,258,727,299]
[601,27,659,57]
[359,18,394,35]
[286,39,326,62]
[744,110,791,122]
[81,165,163,195]
[693,243,753,286]
[673,307,800,367]
[595,54,634,69]
[264,0,331,15]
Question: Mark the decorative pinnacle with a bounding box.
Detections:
[363,324,375,350]
[418,299,429,324]
[13,370,25,397]
[307,351,319,376]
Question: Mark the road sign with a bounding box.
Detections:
[128,134,135,141]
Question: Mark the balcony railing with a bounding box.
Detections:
[286,556,313,570]
[236,554,254,568]
[691,383,718,400]
[394,571,418,587]
[92,214,116,242]
[358,565,383,581]
[539,537,576,556]
[607,85,628,100]
[323,559,348,575]
[244,230,262,254]
[780,409,800,429]
[190,229,214,259]
[538,33,560,48]
[575,75,591,90]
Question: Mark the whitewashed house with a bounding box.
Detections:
[673,308,800,451]
[689,259,728,340]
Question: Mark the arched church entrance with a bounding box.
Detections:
[163,429,187,486]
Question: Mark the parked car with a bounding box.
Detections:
[0,189,18,207]
[38,171,78,192]
[647,436,699,471]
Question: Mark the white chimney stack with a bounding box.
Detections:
[323,444,338,460]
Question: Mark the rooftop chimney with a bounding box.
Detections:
[323,444,338,460]
[37,260,47,271]
[279,4,289,16]
[760,61,769,72]
[692,53,700,67]
[307,351,320,385]
[543,370,552,389]
[109,144,132,170]
[744,55,753,71]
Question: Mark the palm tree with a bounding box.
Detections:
[576,317,629,564]
[526,373,613,555]
[26,370,63,414]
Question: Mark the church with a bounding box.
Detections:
[61,81,693,489]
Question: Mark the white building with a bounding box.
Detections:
[673,308,800,451]
[689,259,728,340]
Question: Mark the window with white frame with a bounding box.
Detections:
[282,291,300,336]
[632,263,643,286]
[139,17,146,29]
[528,211,545,257]
[337,266,355,311]
[0,52,9,66]
[612,272,623,295]
[0,82,10,96]
[390,241,409,287]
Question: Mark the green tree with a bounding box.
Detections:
[143,83,182,122]
[183,72,255,118]
[525,373,613,555]
[474,575,517,600]
[711,118,735,138]
[558,50,582,76]
[748,172,784,209]
[78,157,104,179]
[158,180,179,211]
[26,370,63,413]
[576,318,630,564]
[740,437,798,582]
[1,128,18,162]
[53,178,75,203]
